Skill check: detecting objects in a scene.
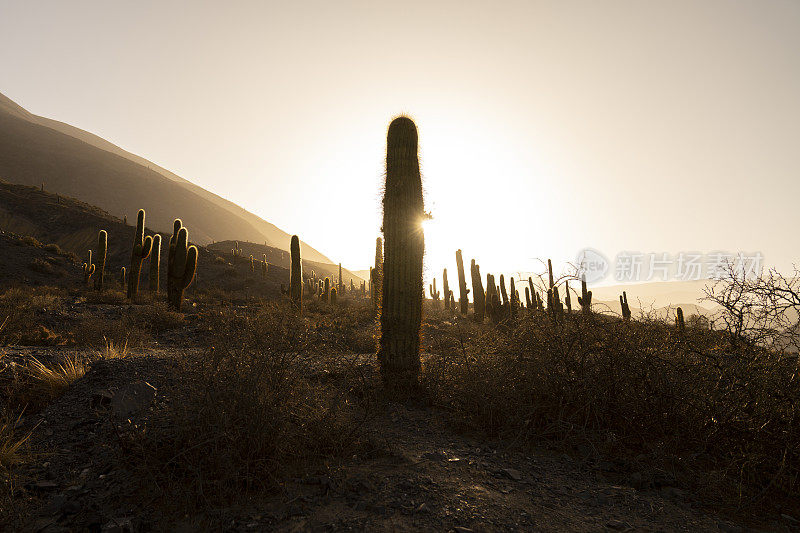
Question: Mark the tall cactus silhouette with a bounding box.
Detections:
[149,234,161,293]
[676,307,685,333]
[127,209,153,299]
[378,117,424,386]
[82,250,95,286]
[564,281,572,313]
[442,268,450,310]
[372,237,383,313]
[471,259,485,322]
[94,230,107,291]
[289,235,302,310]
[455,250,469,315]
[323,277,330,303]
[338,263,344,295]
[168,227,198,311]
[167,219,182,299]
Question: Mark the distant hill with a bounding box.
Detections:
[0,91,333,264]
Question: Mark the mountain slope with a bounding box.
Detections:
[0,91,333,264]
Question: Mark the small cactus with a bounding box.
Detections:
[94,230,107,291]
[82,250,95,286]
[471,259,485,322]
[120,267,127,287]
[330,287,338,304]
[168,227,198,311]
[577,275,592,315]
[442,268,450,310]
[289,235,302,310]
[455,250,469,315]
[127,209,153,299]
[620,291,632,321]
[149,234,162,293]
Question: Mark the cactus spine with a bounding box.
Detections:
[94,230,107,291]
[455,250,469,315]
[149,234,161,293]
[578,275,592,315]
[127,209,153,299]
[168,227,198,311]
[378,117,424,386]
[289,235,302,310]
[82,249,95,286]
[471,259,485,322]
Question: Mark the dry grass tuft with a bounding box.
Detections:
[24,355,86,405]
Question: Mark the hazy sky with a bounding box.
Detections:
[1,0,799,283]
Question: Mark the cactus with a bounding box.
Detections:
[168,227,198,311]
[509,277,518,319]
[429,278,441,308]
[372,237,383,313]
[249,255,255,274]
[350,279,354,293]
[82,250,95,286]
[620,291,631,321]
[564,281,572,314]
[525,286,531,309]
[261,255,268,278]
[471,259,485,322]
[442,268,450,310]
[289,235,302,310]
[577,275,592,315]
[338,263,344,295]
[499,274,509,307]
[127,209,153,299]
[378,116,424,386]
[455,249,469,315]
[94,230,107,291]
[167,219,182,298]
[120,267,127,287]
[330,287,338,304]
[548,258,554,289]
[323,277,330,303]
[149,234,161,293]
[676,307,685,333]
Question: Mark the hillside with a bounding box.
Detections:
[0,91,332,264]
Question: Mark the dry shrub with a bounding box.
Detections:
[72,315,149,350]
[83,289,126,305]
[127,302,369,509]
[128,302,184,334]
[0,287,66,345]
[423,312,800,511]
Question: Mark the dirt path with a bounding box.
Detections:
[8,350,761,532]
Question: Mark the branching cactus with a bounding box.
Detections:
[94,230,107,291]
[168,227,198,311]
[471,259,485,322]
[261,256,268,278]
[289,235,302,310]
[127,209,153,299]
[167,219,182,298]
[378,116,424,387]
[429,278,441,308]
[578,275,592,315]
[620,291,632,321]
[149,234,162,293]
[455,250,469,315]
[82,250,95,286]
